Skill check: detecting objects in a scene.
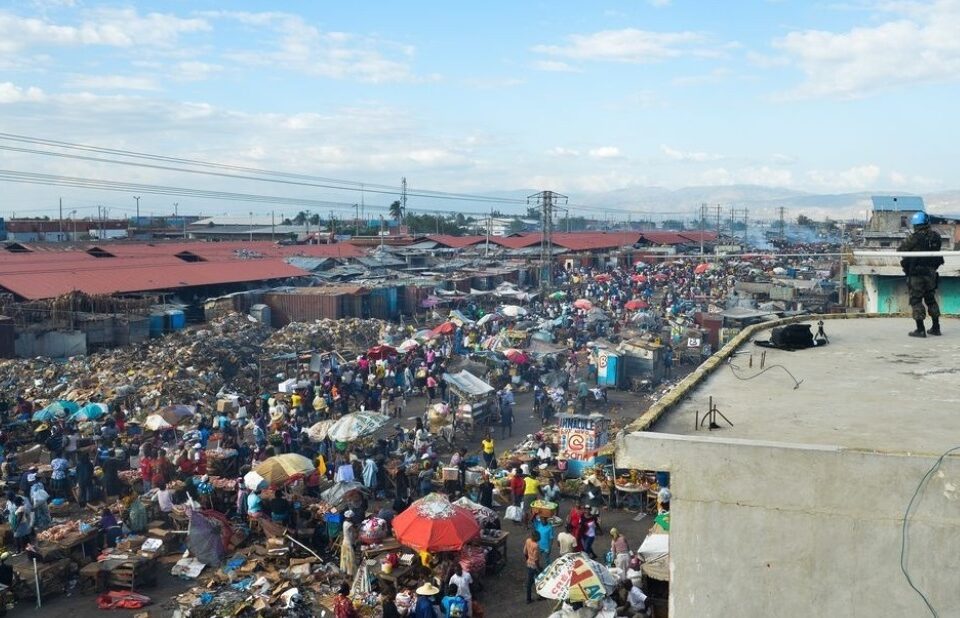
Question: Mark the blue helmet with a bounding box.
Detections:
[911,211,928,226]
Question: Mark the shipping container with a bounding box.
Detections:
[148,311,165,338]
[250,304,272,325]
[263,286,367,326]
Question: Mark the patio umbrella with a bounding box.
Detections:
[143,414,173,431]
[366,344,397,360]
[254,453,316,487]
[392,493,480,552]
[452,497,498,526]
[71,402,109,422]
[321,481,370,508]
[37,400,79,420]
[243,470,268,492]
[694,263,715,275]
[652,273,669,282]
[630,274,647,283]
[157,404,195,426]
[535,552,617,603]
[306,420,334,442]
[397,339,420,353]
[594,273,612,283]
[326,411,389,442]
[431,321,457,336]
[502,348,530,364]
[413,329,436,342]
[573,299,593,310]
[548,291,567,300]
[31,408,58,422]
[499,305,527,318]
[476,313,497,326]
[624,300,648,311]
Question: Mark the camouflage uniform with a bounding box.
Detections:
[898,225,943,321]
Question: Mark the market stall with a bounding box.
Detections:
[442,370,496,435]
[557,413,611,477]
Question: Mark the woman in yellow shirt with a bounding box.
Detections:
[481,434,495,469]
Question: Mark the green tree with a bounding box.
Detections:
[308,214,320,225]
[797,214,815,227]
[389,200,404,222]
[661,219,686,230]
[292,211,307,225]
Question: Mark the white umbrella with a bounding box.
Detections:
[244,470,268,492]
[397,339,420,353]
[307,420,334,442]
[327,412,390,442]
[500,305,528,318]
[144,414,173,431]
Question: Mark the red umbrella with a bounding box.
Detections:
[392,493,480,552]
[631,274,647,283]
[366,344,397,360]
[503,348,530,364]
[573,299,593,310]
[594,273,612,283]
[431,321,457,336]
[652,274,669,282]
[624,300,649,311]
[694,263,714,275]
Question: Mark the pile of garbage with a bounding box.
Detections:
[0,313,272,410]
[264,318,387,356]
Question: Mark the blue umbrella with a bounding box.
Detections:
[71,403,108,421]
[31,408,57,422]
[34,400,80,421]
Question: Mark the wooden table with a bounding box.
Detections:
[370,560,413,586]
[476,529,509,559]
[361,538,403,559]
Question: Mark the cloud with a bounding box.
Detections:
[548,147,580,157]
[532,28,704,64]
[588,146,622,159]
[0,7,209,53]
[0,82,46,103]
[210,11,422,83]
[671,67,733,86]
[648,0,673,6]
[806,164,881,190]
[772,1,960,98]
[462,77,524,89]
[173,61,223,82]
[661,144,723,162]
[65,75,159,91]
[701,166,794,187]
[532,60,580,72]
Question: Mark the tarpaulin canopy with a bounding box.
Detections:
[431,321,457,336]
[366,344,397,360]
[573,299,593,310]
[535,552,617,602]
[34,400,79,421]
[157,404,195,426]
[243,470,268,491]
[499,305,528,318]
[144,414,173,431]
[442,370,494,398]
[502,348,530,364]
[624,299,649,311]
[326,411,389,442]
[321,481,370,508]
[70,402,108,421]
[452,497,498,526]
[392,493,480,552]
[254,454,315,487]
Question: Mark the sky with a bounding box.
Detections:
[1,0,959,221]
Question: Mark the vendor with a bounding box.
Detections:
[535,441,554,465]
[246,488,264,519]
[271,491,291,524]
[0,552,15,588]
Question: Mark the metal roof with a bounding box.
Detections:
[871,195,924,211]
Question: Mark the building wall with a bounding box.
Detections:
[862,274,960,315]
[616,433,960,618]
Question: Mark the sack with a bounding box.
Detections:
[768,324,814,350]
[505,505,522,522]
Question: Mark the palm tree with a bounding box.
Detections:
[388,200,404,223]
[293,211,307,225]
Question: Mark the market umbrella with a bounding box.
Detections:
[573,299,593,310]
[36,400,79,420]
[476,313,497,326]
[414,329,436,342]
[630,274,647,284]
[392,493,480,552]
[254,453,316,487]
[157,404,195,426]
[502,348,530,365]
[326,411,389,442]
[694,263,715,275]
[321,481,370,508]
[397,339,420,353]
[623,300,648,311]
[71,402,108,422]
[243,470,268,492]
[307,420,334,442]
[535,552,617,603]
[366,344,397,361]
[594,273,612,283]
[499,305,527,318]
[431,321,457,336]
[652,273,669,282]
[548,291,567,300]
[143,414,173,431]
[31,408,58,422]
[452,497,497,526]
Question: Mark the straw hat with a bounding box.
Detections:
[416,582,440,596]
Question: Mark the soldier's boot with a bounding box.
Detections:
[929,317,941,336]
[909,319,926,338]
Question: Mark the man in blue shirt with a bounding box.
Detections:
[440,584,467,618]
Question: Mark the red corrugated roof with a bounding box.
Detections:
[552,232,643,251]
[425,235,486,249]
[0,260,308,300]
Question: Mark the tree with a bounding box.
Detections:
[308,214,320,225]
[507,218,528,234]
[661,219,686,231]
[526,206,540,219]
[293,211,307,225]
[797,214,815,227]
[281,218,293,225]
[388,200,404,223]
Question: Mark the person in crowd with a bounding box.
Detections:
[333,582,359,618]
[480,433,495,469]
[441,583,468,618]
[557,523,577,556]
[448,563,473,616]
[610,528,631,577]
[524,529,542,604]
[413,582,440,618]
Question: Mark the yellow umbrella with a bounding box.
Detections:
[254,454,315,486]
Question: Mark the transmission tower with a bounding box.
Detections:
[528,190,568,288]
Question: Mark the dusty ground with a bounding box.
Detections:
[8,378,680,617]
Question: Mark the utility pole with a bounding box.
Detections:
[400,177,407,224]
[528,190,568,289]
[699,203,706,256]
[715,204,722,240]
[778,206,786,244]
[58,197,63,242]
[271,210,275,242]
[355,203,360,236]
[485,209,491,258]
[379,215,385,250]
[133,195,140,229]
[305,210,311,243]
[249,211,253,242]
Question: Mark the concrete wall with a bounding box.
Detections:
[616,433,960,618]
[862,274,960,315]
[14,330,86,357]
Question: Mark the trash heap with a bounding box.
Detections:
[0,313,271,409]
[264,318,388,357]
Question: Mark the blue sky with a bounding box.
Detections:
[1,0,959,220]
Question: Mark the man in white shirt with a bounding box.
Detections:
[153,482,175,513]
[621,580,650,616]
[448,563,473,616]
[556,524,577,555]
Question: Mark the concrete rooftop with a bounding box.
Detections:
[652,316,960,455]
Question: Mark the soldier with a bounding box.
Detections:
[898,211,944,337]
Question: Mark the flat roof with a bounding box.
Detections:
[650,316,960,455]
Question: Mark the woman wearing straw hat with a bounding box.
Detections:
[413,582,440,618]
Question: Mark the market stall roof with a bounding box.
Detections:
[442,370,494,397]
